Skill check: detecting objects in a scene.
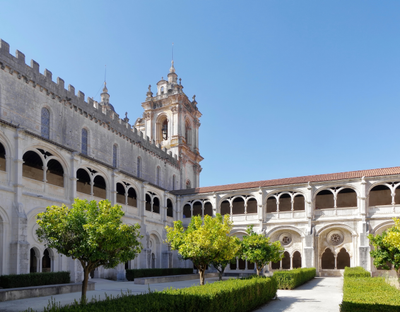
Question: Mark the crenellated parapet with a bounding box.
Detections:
[0,39,179,168]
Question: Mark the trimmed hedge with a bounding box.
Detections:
[30,276,277,312]
[125,268,193,281]
[343,266,371,278]
[273,268,316,289]
[340,276,400,311]
[0,271,70,288]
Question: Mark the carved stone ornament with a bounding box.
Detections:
[327,229,344,246]
[279,232,292,246]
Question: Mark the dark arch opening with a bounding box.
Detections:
[145,194,152,211]
[127,187,137,207]
[292,251,301,268]
[337,188,357,208]
[279,194,291,212]
[183,204,191,218]
[232,197,245,214]
[23,151,43,181]
[248,261,255,270]
[116,183,126,204]
[267,197,277,213]
[204,202,213,216]
[369,184,392,206]
[42,249,51,272]
[271,259,280,270]
[247,198,257,214]
[337,248,350,269]
[395,186,400,205]
[238,258,245,270]
[93,175,106,199]
[321,248,335,269]
[282,251,290,269]
[167,199,173,217]
[316,189,334,209]
[230,260,237,270]
[153,197,160,214]
[30,248,37,273]
[221,200,230,216]
[47,159,64,187]
[0,143,5,171]
[193,201,202,217]
[293,195,305,211]
[76,169,91,194]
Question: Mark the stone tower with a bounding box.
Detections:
[135,61,203,189]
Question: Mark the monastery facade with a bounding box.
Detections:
[0,39,397,281]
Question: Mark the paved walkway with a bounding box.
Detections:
[255,277,343,312]
[0,276,343,312]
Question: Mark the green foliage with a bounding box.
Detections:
[36,199,143,302]
[26,276,277,312]
[240,225,284,276]
[368,220,400,275]
[273,268,316,289]
[165,214,240,285]
[0,272,70,288]
[343,266,371,278]
[125,268,193,281]
[340,276,400,311]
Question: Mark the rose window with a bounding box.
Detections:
[331,234,341,244]
[282,236,291,245]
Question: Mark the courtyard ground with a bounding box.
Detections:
[0,276,342,312]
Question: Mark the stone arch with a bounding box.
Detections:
[149,232,162,268]
[46,158,64,187]
[369,184,392,206]
[42,248,52,272]
[156,113,169,144]
[315,188,335,209]
[192,200,202,217]
[266,226,305,239]
[293,194,305,211]
[337,247,350,269]
[232,196,245,214]
[266,195,278,213]
[292,250,302,268]
[204,201,213,216]
[127,186,137,207]
[371,220,395,235]
[167,198,173,217]
[321,247,335,269]
[246,197,258,214]
[0,134,12,173]
[220,199,230,216]
[183,203,191,218]
[116,182,126,205]
[23,150,44,181]
[336,187,357,208]
[278,193,292,212]
[0,141,6,172]
[30,247,40,273]
[93,174,107,199]
[282,251,290,269]
[76,168,91,194]
[317,223,357,237]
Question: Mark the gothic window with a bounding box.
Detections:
[93,175,106,199]
[42,249,51,272]
[41,107,50,139]
[113,144,118,167]
[116,183,126,204]
[204,202,213,216]
[76,168,91,194]
[293,251,302,268]
[186,180,191,189]
[321,248,335,269]
[167,199,173,217]
[46,159,64,187]
[0,142,6,171]
[156,166,161,186]
[183,204,191,218]
[337,248,350,269]
[22,151,43,181]
[162,119,168,140]
[193,201,202,216]
[282,251,290,269]
[137,157,141,178]
[153,197,160,214]
[127,187,137,207]
[221,200,230,215]
[81,129,88,155]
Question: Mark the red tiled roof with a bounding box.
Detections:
[172,166,400,195]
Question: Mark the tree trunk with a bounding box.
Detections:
[81,267,90,304]
[199,268,205,285]
[218,270,223,281]
[256,264,262,277]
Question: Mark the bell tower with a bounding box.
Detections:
[135,61,203,189]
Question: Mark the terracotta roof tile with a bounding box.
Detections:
[172,166,400,195]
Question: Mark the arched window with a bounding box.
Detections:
[137,157,141,178]
[186,180,191,189]
[46,159,64,187]
[127,187,137,207]
[30,248,38,273]
[167,199,173,217]
[23,151,43,181]
[81,129,88,155]
[161,86,164,94]
[156,166,161,186]
[76,168,91,194]
[193,201,202,217]
[321,248,335,269]
[116,183,126,204]
[0,142,6,171]
[279,194,291,212]
[204,202,213,216]
[337,248,350,269]
[282,251,290,269]
[247,198,257,214]
[162,119,168,140]
[145,194,152,211]
[183,204,191,218]
[293,195,305,211]
[113,144,118,167]
[221,200,230,216]
[153,197,160,214]
[293,251,301,268]
[41,107,50,139]
[267,197,277,213]
[232,197,245,215]
[315,189,334,209]
[369,185,392,206]
[42,249,51,272]
[336,188,357,208]
[93,175,106,199]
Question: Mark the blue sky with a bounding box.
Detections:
[1,1,399,187]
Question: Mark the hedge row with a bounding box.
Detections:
[33,276,277,312]
[0,271,70,288]
[340,276,400,311]
[273,268,316,290]
[125,268,193,281]
[343,266,371,278]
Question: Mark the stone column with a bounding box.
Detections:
[358,177,370,270]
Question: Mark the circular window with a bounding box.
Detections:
[331,234,341,244]
[282,236,291,245]
[327,230,344,246]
